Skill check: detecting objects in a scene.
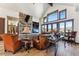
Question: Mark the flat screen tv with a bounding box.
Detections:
[32,22,39,33]
[24,15,30,22]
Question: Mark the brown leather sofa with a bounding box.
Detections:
[1,34,22,54]
[33,34,50,50]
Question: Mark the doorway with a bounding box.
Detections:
[0,17,5,34]
[0,17,5,40]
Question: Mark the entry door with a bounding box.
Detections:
[0,18,5,34]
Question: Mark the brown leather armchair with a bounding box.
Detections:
[1,34,22,54]
[33,34,50,50]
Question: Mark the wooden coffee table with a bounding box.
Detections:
[21,39,33,53]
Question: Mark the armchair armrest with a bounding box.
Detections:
[13,40,22,51]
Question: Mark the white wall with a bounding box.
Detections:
[74,12,79,43]
[42,4,79,43]
[0,7,19,33]
[32,17,39,22]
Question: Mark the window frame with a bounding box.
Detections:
[59,9,67,20]
[41,9,74,34]
[52,23,58,32]
[47,23,52,32]
[47,10,58,22]
[41,19,74,33]
[59,22,65,33]
[43,17,47,23]
[65,19,74,32]
[41,24,48,33]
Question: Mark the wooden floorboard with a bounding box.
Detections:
[0,40,79,56]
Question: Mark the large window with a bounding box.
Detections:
[48,24,52,32]
[59,9,66,19]
[42,9,74,33]
[48,10,58,22]
[43,9,67,23]
[59,22,65,33]
[59,20,73,33]
[41,25,47,32]
[66,21,73,32]
[52,23,57,31]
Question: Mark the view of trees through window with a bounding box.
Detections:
[59,22,65,33]
[42,9,73,33]
[52,23,57,32]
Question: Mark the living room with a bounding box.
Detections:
[0,3,79,56]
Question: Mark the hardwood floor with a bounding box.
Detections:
[0,40,79,56]
[57,41,79,56]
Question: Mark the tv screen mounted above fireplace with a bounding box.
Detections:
[32,22,39,33]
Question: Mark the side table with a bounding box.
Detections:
[21,39,33,53]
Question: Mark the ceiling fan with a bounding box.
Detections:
[32,3,53,7]
[48,3,53,6]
